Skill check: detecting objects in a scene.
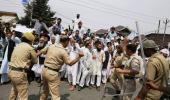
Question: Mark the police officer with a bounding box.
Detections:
[110,45,127,97]
[8,32,37,100]
[136,39,169,100]
[116,44,140,100]
[39,35,84,100]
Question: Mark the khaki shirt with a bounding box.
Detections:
[114,53,128,68]
[145,53,169,99]
[42,44,72,70]
[124,54,140,77]
[9,42,37,69]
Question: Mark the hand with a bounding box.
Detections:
[134,96,142,100]
[115,68,123,73]
[146,82,159,90]
[78,52,84,57]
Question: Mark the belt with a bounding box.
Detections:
[44,66,59,72]
[124,76,135,80]
[10,66,27,73]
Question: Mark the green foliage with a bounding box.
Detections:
[19,0,55,28]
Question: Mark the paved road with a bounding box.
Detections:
[0,81,117,100]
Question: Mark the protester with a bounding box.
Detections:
[0,29,15,84]
[67,37,81,91]
[32,17,49,35]
[78,40,93,91]
[91,40,105,91]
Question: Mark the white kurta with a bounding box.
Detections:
[0,46,9,74]
[0,46,9,83]
[79,47,93,87]
[91,49,105,76]
[67,44,80,85]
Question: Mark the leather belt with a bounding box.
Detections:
[124,76,135,80]
[10,66,27,73]
[44,66,59,72]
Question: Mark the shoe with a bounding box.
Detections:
[115,90,121,98]
[36,77,41,83]
[86,85,92,89]
[91,84,96,88]
[96,86,100,91]
[0,80,11,85]
[78,86,82,91]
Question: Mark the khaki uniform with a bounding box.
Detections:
[110,53,127,92]
[123,54,140,100]
[40,44,72,100]
[8,42,37,100]
[144,53,169,100]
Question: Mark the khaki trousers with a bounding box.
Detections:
[8,70,28,100]
[110,69,125,91]
[40,68,60,100]
[123,79,136,100]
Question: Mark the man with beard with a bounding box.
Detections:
[34,37,47,83]
[91,40,105,91]
[102,42,113,84]
[74,21,85,38]
[67,37,81,91]
[0,29,15,84]
[78,40,93,91]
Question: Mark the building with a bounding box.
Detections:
[0,11,18,23]
[145,33,170,48]
[115,25,131,36]
[95,29,108,37]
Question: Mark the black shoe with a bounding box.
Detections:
[91,84,96,88]
[78,86,82,91]
[96,86,100,91]
[0,80,11,85]
[86,85,92,89]
[115,90,121,98]
[36,78,41,83]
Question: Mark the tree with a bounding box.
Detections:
[19,0,55,28]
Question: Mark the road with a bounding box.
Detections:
[0,81,117,100]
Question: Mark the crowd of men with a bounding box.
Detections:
[0,14,170,100]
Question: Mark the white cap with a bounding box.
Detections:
[111,37,114,40]
[160,49,170,57]
[12,23,16,26]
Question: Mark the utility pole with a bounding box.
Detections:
[157,20,161,34]
[162,18,169,47]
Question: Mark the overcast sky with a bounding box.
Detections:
[0,0,170,34]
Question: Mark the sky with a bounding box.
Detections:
[0,0,170,34]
